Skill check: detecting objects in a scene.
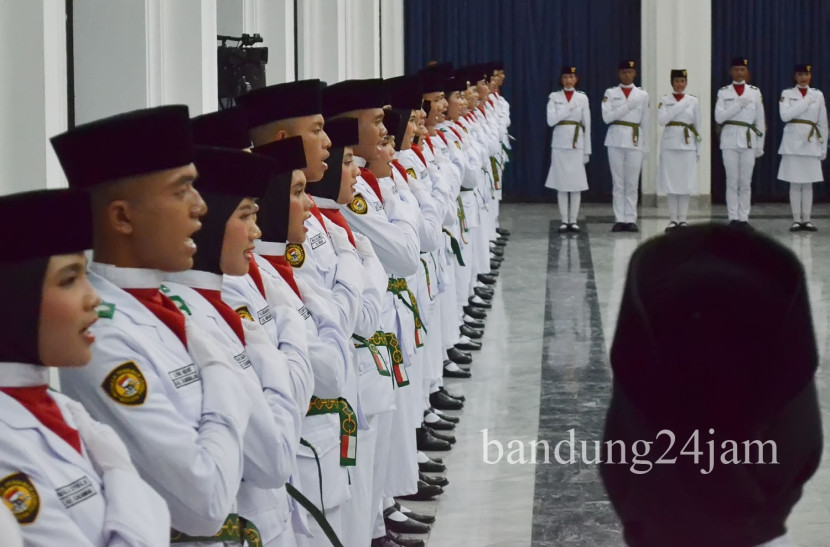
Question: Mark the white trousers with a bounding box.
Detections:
[371,412,394,540]
[557,191,582,224]
[790,183,814,222]
[339,414,379,547]
[608,147,643,223]
[666,194,690,223]
[296,505,342,547]
[722,149,756,221]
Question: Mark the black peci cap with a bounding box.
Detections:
[386,75,425,110]
[322,79,388,119]
[191,107,252,149]
[236,79,324,130]
[51,105,193,190]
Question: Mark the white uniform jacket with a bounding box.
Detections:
[602,85,650,152]
[778,86,828,157]
[60,264,251,539]
[0,364,170,546]
[657,93,702,154]
[547,89,592,153]
[715,83,766,150]
[163,271,301,544]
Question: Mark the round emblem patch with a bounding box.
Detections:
[285,244,306,268]
[235,305,255,322]
[102,361,147,406]
[348,193,369,215]
[1,473,40,525]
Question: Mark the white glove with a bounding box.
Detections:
[820,153,827,162]
[754,147,764,158]
[583,154,590,165]
[186,320,240,375]
[353,232,377,261]
[328,222,354,254]
[240,317,273,349]
[739,96,753,107]
[293,276,334,320]
[379,181,397,205]
[64,399,136,474]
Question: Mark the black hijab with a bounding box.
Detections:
[250,136,307,243]
[0,190,92,365]
[307,118,360,201]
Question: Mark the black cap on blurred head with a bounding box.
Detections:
[322,79,388,119]
[236,79,324,130]
[191,107,252,149]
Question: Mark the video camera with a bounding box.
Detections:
[218,33,268,105]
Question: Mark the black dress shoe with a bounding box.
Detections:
[398,480,443,501]
[418,459,447,473]
[462,305,487,320]
[626,222,639,232]
[429,391,464,410]
[439,386,465,402]
[491,255,504,263]
[488,270,500,277]
[416,428,452,451]
[447,347,472,364]
[468,297,492,309]
[728,219,741,226]
[384,507,431,534]
[371,534,400,547]
[790,222,802,232]
[496,227,511,236]
[386,530,426,547]
[611,222,626,232]
[424,415,456,430]
[490,246,504,257]
[459,325,483,339]
[496,235,509,243]
[455,340,481,351]
[419,472,449,487]
[425,426,456,444]
[476,274,496,285]
[464,318,485,329]
[474,286,494,299]
[803,221,818,232]
[491,238,507,247]
[394,502,436,524]
[490,259,502,270]
[443,366,471,379]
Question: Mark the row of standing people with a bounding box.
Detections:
[544,57,828,232]
[0,61,512,546]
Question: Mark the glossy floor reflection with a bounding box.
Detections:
[417,202,830,547]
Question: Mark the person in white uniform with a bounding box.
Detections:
[51,106,259,544]
[545,64,591,233]
[715,56,766,227]
[657,69,702,231]
[0,189,170,546]
[778,63,828,232]
[603,59,650,232]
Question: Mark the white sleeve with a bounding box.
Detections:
[602,91,633,123]
[99,467,172,546]
[340,201,420,277]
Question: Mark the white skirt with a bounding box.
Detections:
[778,154,823,183]
[544,148,588,191]
[657,149,698,195]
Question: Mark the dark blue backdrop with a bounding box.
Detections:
[404,0,641,202]
[711,0,830,202]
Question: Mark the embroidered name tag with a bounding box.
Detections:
[56,477,97,509]
[169,364,200,389]
[234,351,252,370]
[298,305,311,320]
[257,307,273,325]
[309,233,327,249]
[372,200,384,212]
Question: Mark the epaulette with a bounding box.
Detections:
[577,90,586,95]
[749,85,759,90]
[720,85,729,90]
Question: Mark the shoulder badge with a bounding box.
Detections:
[602,96,608,103]
[285,244,305,268]
[780,95,785,103]
[96,301,115,319]
[348,193,369,215]
[235,306,255,322]
[101,361,147,406]
[1,472,39,525]
[406,167,418,180]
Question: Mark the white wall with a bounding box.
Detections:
[0,0,68,194]
[641,0,712,198]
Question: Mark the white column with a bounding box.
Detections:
[344,0,380,79]
[74,0,218,124]
[297,0,347,83]
[0,0,68,194]
[641,0,712,199]
[380,0,405,78]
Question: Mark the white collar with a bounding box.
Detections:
[797,85,810,90]
[0,362,50,387]
[312,197,340,209]
[354,156,367,168]
[563,87,575,92]
[165,270,223,290]
[732,81,746,86]
[255,241,287,257]
[621,83,635,89]
[89,261,164,289]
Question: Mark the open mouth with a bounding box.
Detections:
[80,316,98,343]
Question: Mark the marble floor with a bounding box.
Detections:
[406,202,830,547]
